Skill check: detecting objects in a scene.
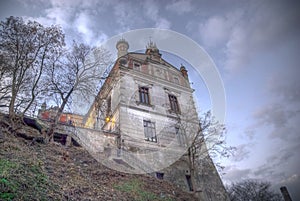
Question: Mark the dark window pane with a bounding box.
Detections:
[139,87,150,104]
[143,120,156,142]
[169,95,179,113]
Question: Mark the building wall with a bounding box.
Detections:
[81,43,229,200]
[118,64,199,150]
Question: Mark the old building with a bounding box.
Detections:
[38,102,84,126]
[84,39,229,200]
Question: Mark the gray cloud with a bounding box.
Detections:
[223,166,251,183]
[253,104,292,128]
[165,0,193,15]
[267,59,300,104]
[197,0,300,73]
[251,102,300,141]
[142,0,171,29]
[231,143,251,162]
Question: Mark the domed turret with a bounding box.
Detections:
[116,38,129,58]
[180,64,188,79]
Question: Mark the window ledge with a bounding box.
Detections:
[168,109,181,115]
[136,101,154,108]
[144,137,157,143]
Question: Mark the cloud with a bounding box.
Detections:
[252,142,300,184]
[267,59,300,104]
[280,174,299,185]
[155,18,171,29]
[20,0,111,45]
[244,127,256,140]
[112,1,146,32]
[198,11,242,48]
[142,0,171,29]
[74,12,93,42]
[223,166,251,183]
[253,103,293,128]
[165,0,193,15]
[73,11,108,45]
[251,102,300,141]
[231,144,251,162]
[199,1,300,73]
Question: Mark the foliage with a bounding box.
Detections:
[45,41,112,141]
[227,179,283,201]
[0,16,65,118]
[0,159,50,201]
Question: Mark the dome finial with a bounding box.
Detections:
[116,38,129,58]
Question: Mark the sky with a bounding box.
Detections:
[1,0,299,199]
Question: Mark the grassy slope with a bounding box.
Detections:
[0,122,197,201]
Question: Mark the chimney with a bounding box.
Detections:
[280,186,293,201]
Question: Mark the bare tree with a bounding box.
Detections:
[45,41,112,142]
[0,54,11,108]
[227,180,283,201]
[0,16,65,120]
[177,110,235,194]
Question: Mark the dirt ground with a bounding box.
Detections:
[0,119,197,201]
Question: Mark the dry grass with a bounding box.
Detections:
[0,118,196,201]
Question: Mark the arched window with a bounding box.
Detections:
[169,94,180,113]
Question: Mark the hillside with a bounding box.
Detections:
[0,117,197,201]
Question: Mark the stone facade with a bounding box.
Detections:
[83,39,229,200]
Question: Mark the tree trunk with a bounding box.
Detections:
[46,101,65,143]
[46,87,73,143]
[188,148,197,193]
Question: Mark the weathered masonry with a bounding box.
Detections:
[84,39,229,201]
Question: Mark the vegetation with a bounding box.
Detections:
[0,16,65,120]
[45,41,111,142]
[114,179,174,201]
[0,118,197,201]
[0,157,54,201]
[0,16,111,142]
[227,179,283,201]
[178,110,235,192]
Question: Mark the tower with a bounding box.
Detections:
[84,39,229,201]
[116,38,129,58]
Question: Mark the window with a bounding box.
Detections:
[133,62,141,71]
[186,175,193,191]
[169,95,180,113]
[106,96,111,116]
[139,87,150,105]
[156,172,164,180]
[143,120,157,142]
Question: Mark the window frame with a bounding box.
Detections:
[139,86,150,105]
[169,94,180,113]
[133,62,141,71]
[143,120,157,143]
[156,172,164,180]
[106,95,112,116]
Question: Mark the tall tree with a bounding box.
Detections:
[46,41,111,142]
[0,16,65,119]
[0,54,11,108]
[227,180,283,201]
